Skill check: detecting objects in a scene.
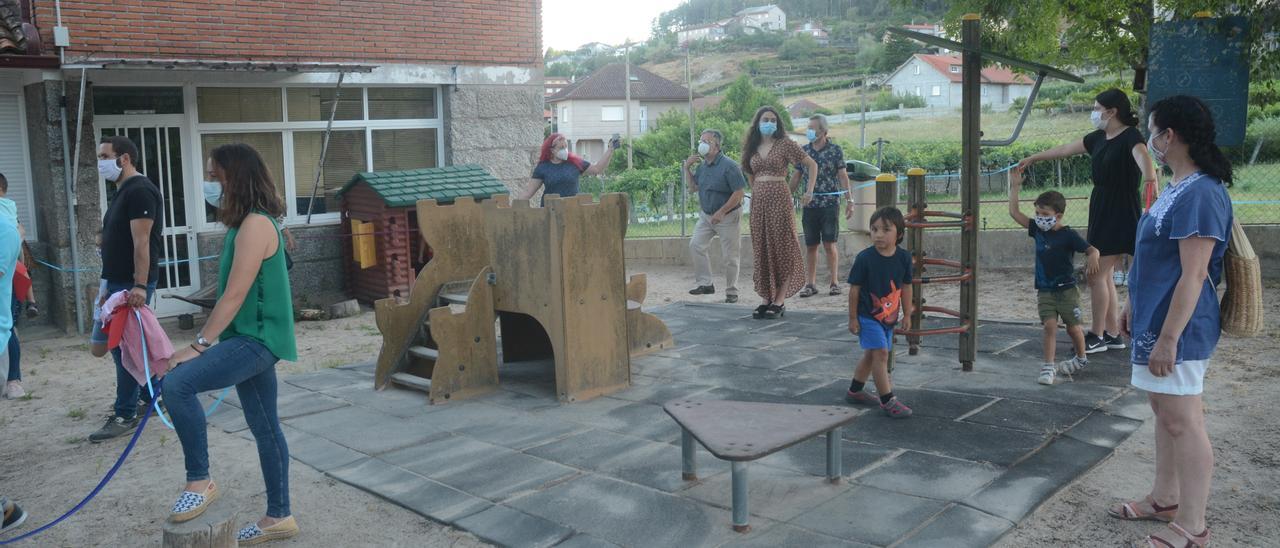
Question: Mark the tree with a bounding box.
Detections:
[779,34,819,60]
[546,63,574,77]
[932,1,1280,93]
[877,33,921,73]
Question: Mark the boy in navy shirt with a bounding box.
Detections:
[845,207,914,418]
[1008,167,1100,385]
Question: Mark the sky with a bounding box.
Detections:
[543,0,685,52]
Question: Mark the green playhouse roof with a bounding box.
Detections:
[338,165,507,207]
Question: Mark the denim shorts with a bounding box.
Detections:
[858,315,895,350]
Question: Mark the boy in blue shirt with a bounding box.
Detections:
[1008,167,1099,385]
[845,207,914,418]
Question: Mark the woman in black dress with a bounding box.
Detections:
[1018,89,1158,354]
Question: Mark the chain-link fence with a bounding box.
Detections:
[597,116,1280,238]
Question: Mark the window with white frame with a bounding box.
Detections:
[949,65,960,73]
[914,86,922,96]
[931,85,941,96]
[600,105,625,122]
[196,86,443,224]
[913,63,921,75]
[560,106,570,122]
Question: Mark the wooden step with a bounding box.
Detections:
[438,291,469,305]
[408,345,439,361]
[390,372,432,392]
[627,300,641,311]
[437,280,473,305]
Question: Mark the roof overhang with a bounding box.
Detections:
[0,54,60,69]
[62,58,377,73]
[886,28,1083,83]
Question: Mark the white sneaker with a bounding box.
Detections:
[3,380,25,399]
[1057,355,1088,376]
[1038,363,1056,385]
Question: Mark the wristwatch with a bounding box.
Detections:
[196,333,212,348]
[133,283,148,290]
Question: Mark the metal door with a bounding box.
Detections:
[96,115,200,316]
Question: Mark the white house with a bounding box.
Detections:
[734,5,786,34]
[549,63,696,161]
[793,22,829,45]
[883,54,1034,109]
[677,20,730,46]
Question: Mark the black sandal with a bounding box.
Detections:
[762,304,785,319]
[752,304,771,319]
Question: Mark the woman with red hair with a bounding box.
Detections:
[519,133,618,205]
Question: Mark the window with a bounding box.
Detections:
[93,87,184,115]
[601,106,625,122]
[196,86,442,225]
[913,63,921,75]
[931,85,942,97]
[914,86,922,97]
[561,107,570,122]
[950,65,960,73]
[197,88,282,123]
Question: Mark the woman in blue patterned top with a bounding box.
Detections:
[1109,96,1232,548]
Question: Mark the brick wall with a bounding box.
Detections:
[40,0,541,66]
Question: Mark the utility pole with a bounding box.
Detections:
[858,79,867,148]
[686,45,695,150]
[625,42,634,170]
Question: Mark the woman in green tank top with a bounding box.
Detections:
[164,143,299,544]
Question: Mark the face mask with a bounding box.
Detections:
[1090,110,1107,131]
[806,129,818,141]
[697,142,711,156]
[203,181,223,208]
[759,121,777,135]
[1034,215,1058,232]
[555,148,569,161]
[1148,130,1168,167]
[98,158,122,182]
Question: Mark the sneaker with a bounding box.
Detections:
[688,285,715,296]
[1038,363,1056,385]
[2,380,24,399]
[1084,332,1108,354]
[88,414,140,443]
[880,397,913,418]
[844,390,879,406]
[1,498,27,534]
[724,294,738,304]
[24,303,38,318]
[1104,332,1126,350]
[828,284,842,296]
[1058,355,1088,376]
[799,284,819,298]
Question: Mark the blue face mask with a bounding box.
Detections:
[806,129,818,141]
[759,121,777,136]
[203,181,223,208]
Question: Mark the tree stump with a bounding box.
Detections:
[162,503,238,548]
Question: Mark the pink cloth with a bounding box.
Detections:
[101,290,174,383]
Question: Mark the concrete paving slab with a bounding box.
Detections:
[897,503,1015,548]
[419,401,529,432]
[749,320,851,341]
[453,413,589,450]
[758,438,894,478]
[963,398,1094,434]
[607,381,717,405]
[454,505,574,548]
[337,361,376,374]
[682,463,852,521]
[692,332,799,350]
[499,359,558,385]
[525,429,654,470]
[697,387,797,404]
[722,524,875,548]
[209,379,311,410]
[964,436,1112,522]
[534,399,683,443]
[243,425,365,473]
[662,346,814,372]
[843,415,1046,467]
[508,474,739,548]
[1102,388,1154,421]
[552,533,623,548]
[502,380,558,399]
[838,387,996,421]
[216,391,352,433]
[789,485,948,546]
[282,367,369,392]
[682,364,832,397]
[630,355,712,379]
[784,339,866,358]
[523,429,719,492]
[780,356,858,378]
[1063,411,1143,449]
[285,405,445,454]
[327,457,491,524]
[320,383,434,419]
[924,369,1121,407]
[856,451,1002,502]
[381,434,578,501]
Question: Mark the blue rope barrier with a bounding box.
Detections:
[34,255,219,274]
[135,309,231,430]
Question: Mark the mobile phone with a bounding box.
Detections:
[610,134,621,150]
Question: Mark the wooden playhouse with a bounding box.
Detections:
[337,165,508,303]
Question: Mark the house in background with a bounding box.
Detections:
[735,5,786,34]
[1,0,543,333]
[549,63,697,162]
[883,54,1033,109]
[676,20,730,46]
[896,22,950,53]
[786,99,826,118]
[793,22,829,45]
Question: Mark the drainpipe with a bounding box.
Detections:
[55,0,87,334]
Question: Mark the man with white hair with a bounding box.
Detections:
[792,114,853,297]
[684,129,746,303]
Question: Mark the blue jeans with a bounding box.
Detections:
[90,281,156,418]
[6,329,18,381]
[165,336,291,518]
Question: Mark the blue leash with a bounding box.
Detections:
[0,312,231,544]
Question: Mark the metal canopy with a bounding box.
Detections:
[887,28,1083,83]
[64,58,377,73]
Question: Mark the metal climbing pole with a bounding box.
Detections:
[959,14,981,371]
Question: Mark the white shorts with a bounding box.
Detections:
[1131,360,1208,396]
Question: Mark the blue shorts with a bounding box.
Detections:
[858,315,895,350]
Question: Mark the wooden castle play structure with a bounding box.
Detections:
[371,192,673,404]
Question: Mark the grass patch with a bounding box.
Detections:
[67,407,87,420]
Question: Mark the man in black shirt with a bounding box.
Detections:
[88,136,162,443]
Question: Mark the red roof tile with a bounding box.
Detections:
[914,54,1032,85]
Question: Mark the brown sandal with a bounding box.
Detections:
[1136,522,1210,548]
[1109,495,1178,522]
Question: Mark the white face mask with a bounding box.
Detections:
[1034,215,1058,232]
[1148,130,1168,167]
[555,148,569,161]
[98,158,123,182]
[1090,110,1108,131]
[203,181,223,208]
[697,142,711,156]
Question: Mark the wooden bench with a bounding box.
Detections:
[663,399,859,533]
